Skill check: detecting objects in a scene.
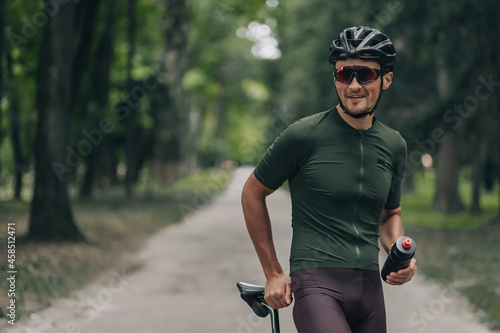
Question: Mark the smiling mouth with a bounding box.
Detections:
[348,95,365,100]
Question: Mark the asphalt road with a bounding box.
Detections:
[5,167,494,333]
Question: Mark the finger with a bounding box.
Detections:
[265,295,278,309]
[268,294,284,309]
[279,280,293,307]
[266,292,281,309]
[396,269,414,279]
[386,277,406,285]
[278,287,290,308]
[273,296,285,309]
[285,280,292,305]
[387,270,414,284]
[400,261,417,272]
[266,290,286,309]
[399,264,416,274]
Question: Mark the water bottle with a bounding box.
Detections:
[381,236,416,282]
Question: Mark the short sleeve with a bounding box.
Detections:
[254,122,310,190]
[384,135,407,210]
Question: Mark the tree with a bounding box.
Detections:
[432,30,463,212]
[433,131,463,212]
[151,0,190,183]
[184,0,278,166]
[79,0,114,198]
[0,0,4,179]
[6,50,24,200]
[27,0,84,242]
[1,1,40,201]
[384,0,495,213]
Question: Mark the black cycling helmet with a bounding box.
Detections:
[329,26,396,73]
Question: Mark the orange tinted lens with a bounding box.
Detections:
[356,67,378,82]
[335,66,354,83]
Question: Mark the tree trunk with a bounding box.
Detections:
[9,86,23,200]
[432,39,463,214]
[497,180,500,224]
[28,0,84,242]
[470,137,482,215]
[80,148,100,198]
[496,137,500,223]
[6,44,24,199]
[124,0,139,199]
[433,131,463,213]
[71,0,101,110]
[80,3,114,198]
[0,0,4,178]
[150,86,177,183]
[152,0,189,181]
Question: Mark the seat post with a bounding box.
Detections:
[270,308,280,333]
[263,302,280,333]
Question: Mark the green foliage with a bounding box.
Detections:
[1,0,499,219]
[184,0,281,166]
[182,68,210,92]
[222,106,272,164]
[241,78,269,102]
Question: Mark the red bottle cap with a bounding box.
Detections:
[402,238,412,249]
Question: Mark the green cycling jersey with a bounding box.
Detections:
[254,108,407,273]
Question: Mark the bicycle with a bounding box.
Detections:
[236,282,280,333]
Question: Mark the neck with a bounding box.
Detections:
[336,105,374,130]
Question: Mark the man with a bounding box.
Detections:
[241,26,417,333]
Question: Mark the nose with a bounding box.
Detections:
[348,75,362,90]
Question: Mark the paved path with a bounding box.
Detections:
[6,167,494,332]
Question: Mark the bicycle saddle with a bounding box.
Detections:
[236,282,270,318]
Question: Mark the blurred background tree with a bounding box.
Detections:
[0,0,499,240]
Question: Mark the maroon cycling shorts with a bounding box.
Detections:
[291,267,386,333]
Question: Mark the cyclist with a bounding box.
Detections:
[241,26,417,333]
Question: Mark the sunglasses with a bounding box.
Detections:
[334,66,381,84]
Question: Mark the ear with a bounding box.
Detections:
[382,72,393,90]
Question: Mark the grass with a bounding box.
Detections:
[402,170,498,230]
[402,171,500,331]
[0,167,234,322]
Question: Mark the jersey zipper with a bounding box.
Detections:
[352,131,364,267]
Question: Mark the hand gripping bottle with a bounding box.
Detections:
[381,236,416,282]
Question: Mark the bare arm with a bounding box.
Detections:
[379,207,417,285]
[379,207,404,254]
[241,172,292,309]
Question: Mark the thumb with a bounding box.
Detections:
[285,280,292,304]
